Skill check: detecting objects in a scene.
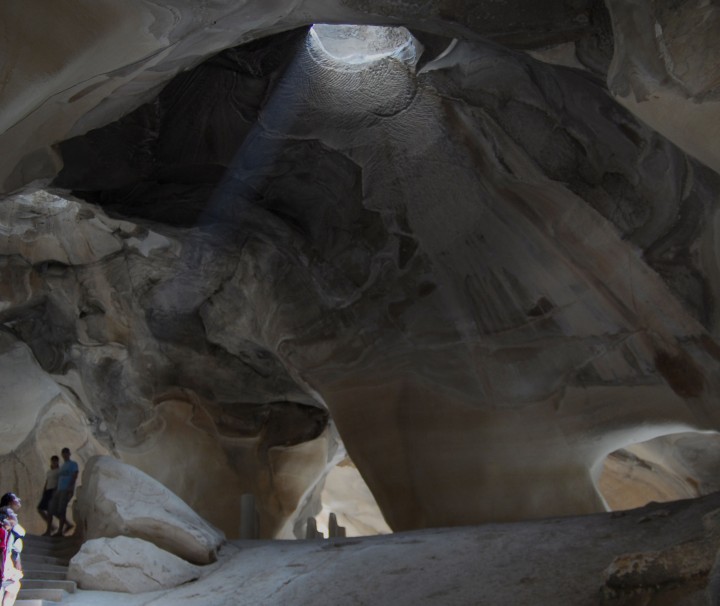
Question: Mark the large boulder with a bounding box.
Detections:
[68,536,201,593]
[75,455,224,564]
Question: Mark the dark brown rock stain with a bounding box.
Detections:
[654,349,704,399]
[700,334,720,362]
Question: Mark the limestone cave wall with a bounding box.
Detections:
[0,0,719,539]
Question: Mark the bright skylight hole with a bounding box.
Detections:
[309,24,417,65]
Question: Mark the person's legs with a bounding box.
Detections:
[37,489,54,529]
[54,510,66,536]
[45,490,61,536]
[44,512,55,536]
[1,580,19,606]
[51,490,72,536]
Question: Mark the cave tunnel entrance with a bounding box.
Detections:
[596,431,720,512]
[314,456,392,538]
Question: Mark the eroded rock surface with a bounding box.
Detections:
[0,0,720,548]
[0,0,606,193]
[0,181,333,538]
[76,455,224,564]
[61,492,720,606]
[68,536,202,593]
[599,432,720,511]
[606,0,720,174]
[601,506,720,603]
[48,21,720,530]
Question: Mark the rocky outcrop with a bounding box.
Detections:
[605,0,720,174]
[75,456,225,564]
[81,492,720,606]
[1,0,720,552]
[601,506,720,603]
[708,547,720,605]
[0,182,334,538]
[50,20,720,531]
[1,2,720,535]
[0,0,604,194]
[599,432,720,511]
[0,329,110,535]
[2,0,718,193]
[68,536,202,593]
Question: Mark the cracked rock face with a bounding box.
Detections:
[0,182,333,538]
[69,536,202,593]
[76,456,225,564]
[1,0,720,554]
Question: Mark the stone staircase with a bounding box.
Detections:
[16,534,81,606]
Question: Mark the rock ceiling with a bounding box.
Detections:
[0,0,719,540]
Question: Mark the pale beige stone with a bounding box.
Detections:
[0,2,719,604]
[59,493,720,606]
[75,455,225,564]
[68,536,202,593]
[598,431,720,511]
[316,458,392,537]
[1,0,720,549]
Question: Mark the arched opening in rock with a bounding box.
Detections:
[315,456,392,537]
[308,24,419,66]
[596,431,720,511]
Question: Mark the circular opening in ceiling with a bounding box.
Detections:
[309,24,418,65]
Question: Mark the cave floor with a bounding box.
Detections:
[61,493,720,606]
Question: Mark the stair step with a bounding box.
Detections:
[25,543,80,555]
[22,542,78,553]
[25,534,64,545]
[22,546,79,560]
[22,563,68,574]
[17,533,81,601]
[21,554,70,566]
[17,588,68,603]
[24,534,79,549]
[24,535,77,546]
[22,570,69,581]
[20,579,76,593]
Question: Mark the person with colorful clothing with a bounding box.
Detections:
[0,509,22,606]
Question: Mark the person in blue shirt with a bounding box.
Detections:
[45,448,79,537]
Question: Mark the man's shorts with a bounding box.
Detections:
[48,489,73,517]
[38,488,55,511]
